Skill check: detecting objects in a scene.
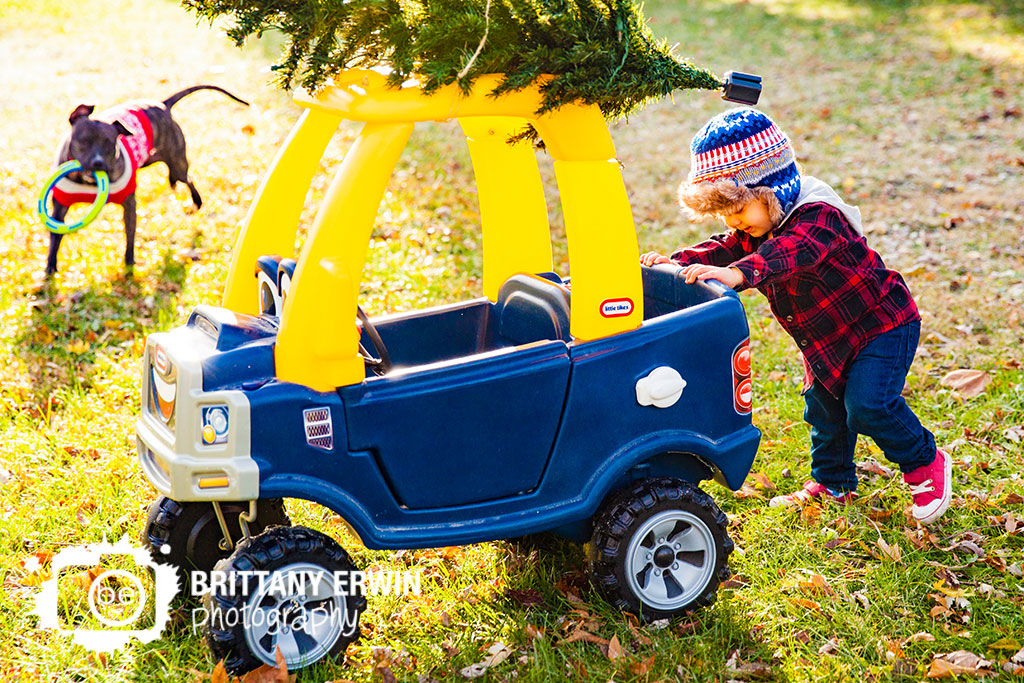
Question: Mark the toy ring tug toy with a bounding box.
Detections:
[37,160,109,234]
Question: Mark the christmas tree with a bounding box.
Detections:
[184,0,723,126]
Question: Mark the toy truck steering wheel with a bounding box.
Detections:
[357,305,392,376]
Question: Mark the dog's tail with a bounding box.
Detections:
[163,85,250,110]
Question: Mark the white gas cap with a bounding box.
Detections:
[636,366,687,408]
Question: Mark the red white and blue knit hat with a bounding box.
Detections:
[677,107,801,225]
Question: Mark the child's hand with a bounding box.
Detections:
[682,264,745,289]
[640,251,673,266]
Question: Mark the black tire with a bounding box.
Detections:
[589,477,732,621]
[204,525,366,675]
[142,497,290,594]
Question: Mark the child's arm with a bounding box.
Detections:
[728,215,835,290]
[640,231,750,268]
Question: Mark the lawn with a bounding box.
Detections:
[1,0,1023,681]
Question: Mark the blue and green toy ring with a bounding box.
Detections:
[37,160,109,235]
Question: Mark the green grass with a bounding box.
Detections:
[2,0,1023,681]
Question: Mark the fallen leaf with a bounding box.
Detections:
[725,649,773,678]
[789,598,821,611]
[629,654,656,675]
[505,588,546,608]
[562,629,609,647]
[481,642,512,668]
[926,651,993,678]
[859,461,895,478]
[988,637,1021,651]
[818,638,840,655]
[1004,661,1024,676]
[877,537,902,562]
[797,573,833,596]
[940,369,992,398]
[211,662,230,683]
[734,483,764,500]
[524,624,545,640]
[907,632,937,643]
[751,472,776,491]
[607,634,623,660]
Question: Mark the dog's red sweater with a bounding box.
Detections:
[52,107,155,206]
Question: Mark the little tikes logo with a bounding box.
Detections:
[32,536,180,652]
[600,297,634,318]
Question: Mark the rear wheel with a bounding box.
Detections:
[205,526,365,675]
[142,497,290,593]
[589,477,731,620]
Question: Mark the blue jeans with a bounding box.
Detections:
[803,322,935,493]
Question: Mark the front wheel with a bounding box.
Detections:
[589,477,732,620]
[142,497,290,595]
[205,525,365,675]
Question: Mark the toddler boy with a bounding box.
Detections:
[641,108,951,524]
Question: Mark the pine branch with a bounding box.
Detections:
[183,0,722,127]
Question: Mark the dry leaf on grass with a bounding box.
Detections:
[562,628,609,647]
[751,472,776,490]
[940,369,992,398]
[459,643,512,679]
[987,637,1021,651]
[906,632,937,644]
[607,634,623,660]
[725,649,773,679]
[926,651,994,678]
[876,537,902,562]
[211,662,231,683]
[818,638,840,655]
[630,654,656,675]
[241,663,290,683]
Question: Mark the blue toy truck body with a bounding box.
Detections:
[140,265,758,549]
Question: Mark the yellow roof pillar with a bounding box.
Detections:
[460,116,552,300]
[223,109,342,314]
[275,121,414,392]
[534,106,643,341]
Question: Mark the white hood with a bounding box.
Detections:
[780,175,863,235]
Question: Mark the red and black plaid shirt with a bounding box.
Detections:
[670,202,920,397]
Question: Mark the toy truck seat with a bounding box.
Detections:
[495,273,572,345]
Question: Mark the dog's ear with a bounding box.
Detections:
[112,120,134,137]
[69,104,95,125]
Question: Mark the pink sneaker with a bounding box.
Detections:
[769,480,857,508]
[903,448,952,524]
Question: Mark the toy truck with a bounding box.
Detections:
[138,69,761,674]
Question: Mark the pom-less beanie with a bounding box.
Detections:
[678,107,801,225]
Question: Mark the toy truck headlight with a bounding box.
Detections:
[201,405,230,446]
[149,345,177,427]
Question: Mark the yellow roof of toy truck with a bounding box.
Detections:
[222,69,643,392]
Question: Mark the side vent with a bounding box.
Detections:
[303,407,334,451]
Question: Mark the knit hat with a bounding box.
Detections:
[677,107,801,225]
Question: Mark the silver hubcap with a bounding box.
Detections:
[243,562,349,668]
[625,510,716,611]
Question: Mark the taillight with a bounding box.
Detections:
[733,339,752,414]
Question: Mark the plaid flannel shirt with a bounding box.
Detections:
[670,202,920,397]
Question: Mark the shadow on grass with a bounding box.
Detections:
[13,250,191,404]
[489,535,775,681]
